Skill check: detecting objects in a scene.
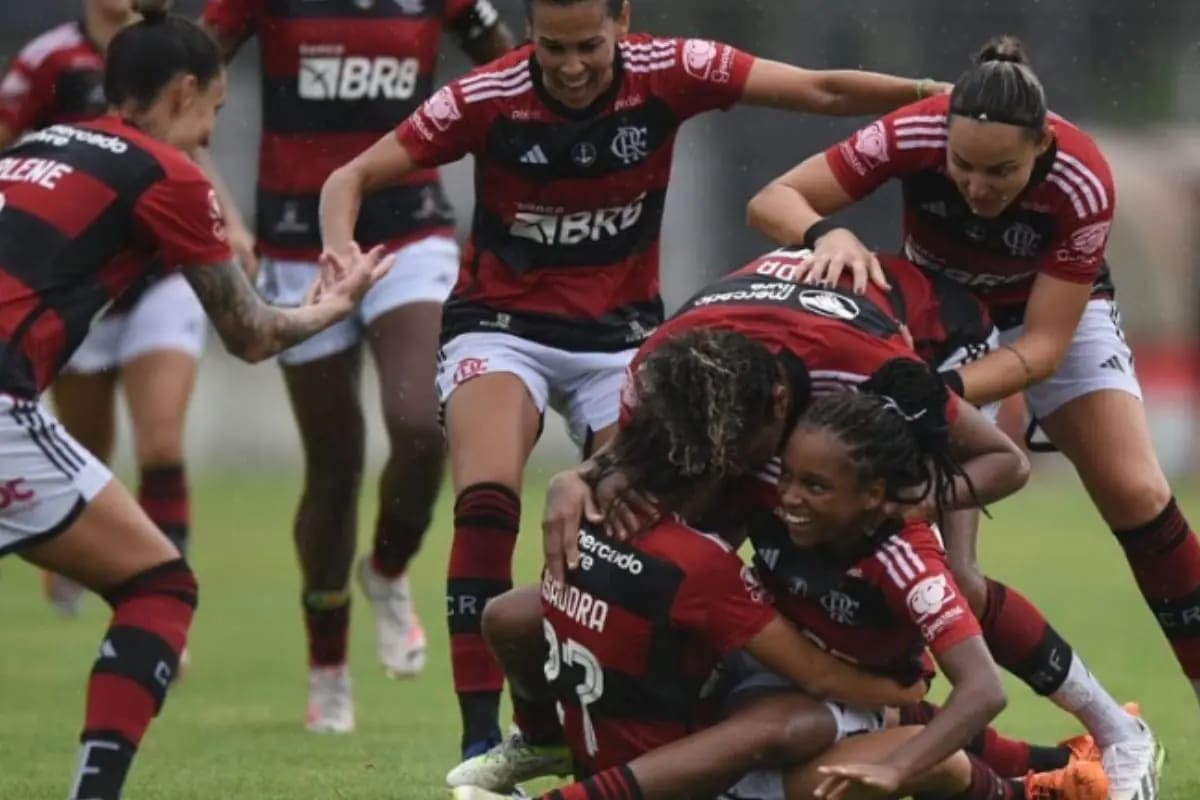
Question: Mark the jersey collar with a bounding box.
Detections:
[529,45,626,121]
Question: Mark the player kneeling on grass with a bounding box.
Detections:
[0,3,387,799]
[449,339,1109,800]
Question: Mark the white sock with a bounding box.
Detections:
[1048,654,1142,747]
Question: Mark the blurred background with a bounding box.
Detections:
[4,0,1200,474]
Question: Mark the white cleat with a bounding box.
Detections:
[356,556,427,678]
[1101,717,1164,800]
[43,571,86,618]
[446,730,572,792]
[306,664,355,734]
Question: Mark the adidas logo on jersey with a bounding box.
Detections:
[519,145,549,165]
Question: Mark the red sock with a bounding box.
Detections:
[902,702,1068,778]
[1113,497,1200,679]
[303,590,350,667]
[447,483,520,750]
[541,766,643,800]
[138,465,189,557]
[73,560,196,800]
[980,579,1073,695]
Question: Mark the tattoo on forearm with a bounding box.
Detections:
[184,260,319,360]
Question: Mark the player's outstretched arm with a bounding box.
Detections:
[183,245,390,363]
[320,134,419,254]
[740,59,948,117]
[745,615,927,709]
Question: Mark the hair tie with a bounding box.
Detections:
[878,395,928,424]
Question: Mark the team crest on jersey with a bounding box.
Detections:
[820,589,860,625]
[798,289,860,321]
[853,121,889,168]
[610,126,649,165]
[1001,222,1042,257]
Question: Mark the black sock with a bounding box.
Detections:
[460,690,502,757]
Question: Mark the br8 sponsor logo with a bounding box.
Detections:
[509,193,646,247]
[298,56,420,101]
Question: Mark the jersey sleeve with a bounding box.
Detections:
[395,79,486,167]
[134,169,233,269]
[1041,149,1115,284]
[652,38,755,121]
[0,50,53,134]
[202,0,260,45]
[445,0,501,46]
[875,524,980,656]
[669,537,776,655]
[824,96,949,201]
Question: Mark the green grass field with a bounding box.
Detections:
[2,469,1200,799]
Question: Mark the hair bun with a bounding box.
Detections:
[859,358,950,454]
[134,0,173,23]
[976,35,1029,66]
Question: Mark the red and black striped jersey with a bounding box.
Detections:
[203,0,501,259]
[825,94,1115,318]
[542,519,773,776]
[0,116,230,395]
[749,516,980,685]
[0,21,106,134]
[397,35,755,351]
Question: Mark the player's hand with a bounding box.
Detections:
[543,469,603,583]
[800,228,887,294]
[228,220,259,282]
[594,469,660,541]
[814,762,904,800]
[924,80,954,96]
[305,243,390,317]
[897,678,929,704]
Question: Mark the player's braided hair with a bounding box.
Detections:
[801,359,978,518]
[107,0,221,110]
[950,35,1046,137]
[606,329,784,506]
[526,0,626,19]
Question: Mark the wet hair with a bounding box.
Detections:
[800,359,976,517]
[605,329,788,506]
[949,36,1046,137]
[105,0,222,110]
[526,0,626,20]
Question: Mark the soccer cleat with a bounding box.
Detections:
[1100,718,1163,800]
[42,570,85,617]
[356,556,427,678]
[1023,760,1109,800]
[446,730,572,792]
[306,664,355,734]
[450,787,530,800]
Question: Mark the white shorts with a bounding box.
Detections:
[715,651,886,800]
[436,332,635,449]
[258,235,458,367]
[0,395,111,555]
[64,274,206,374]
[1001,297,1141,419]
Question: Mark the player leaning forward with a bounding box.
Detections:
[0,6,386,800]
[320,0,952,759]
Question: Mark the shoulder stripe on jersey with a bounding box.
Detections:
[1050,164,1101,216]
[17,22,83,68]
[621,40,676,52]
[894,114,947,126]
[1053,153,1109,213]
[896,138,947,151]
[892,536,927,572]
[1046,174,1087,218]
[460,67,531,93]
[895,126,947,137]
[625,61,676,73]
[875,549,905,587]
[624,52,677,66]
[463,81,533,103]
[883,541,916,581]
[460,61,529,86]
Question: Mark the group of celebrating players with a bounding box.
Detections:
[0,0,1192,798]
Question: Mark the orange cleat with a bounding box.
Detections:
[1024,761,1109,800]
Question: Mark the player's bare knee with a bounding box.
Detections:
[133,428,185,468]
[1093,469,1172,529]
[482,588,541,653]
[385,418,444,465]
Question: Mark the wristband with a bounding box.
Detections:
[915,78,933,99]
[939,369,965,398]
[802,217,842,251]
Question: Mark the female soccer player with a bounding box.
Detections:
[452,356,1105,800]
[321,0,949,756]
[0,6,385,798]
[200,0,516,732]
[746,36,1165,799]
[0,0,210,616]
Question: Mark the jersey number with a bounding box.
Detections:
[543,621,604,757]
